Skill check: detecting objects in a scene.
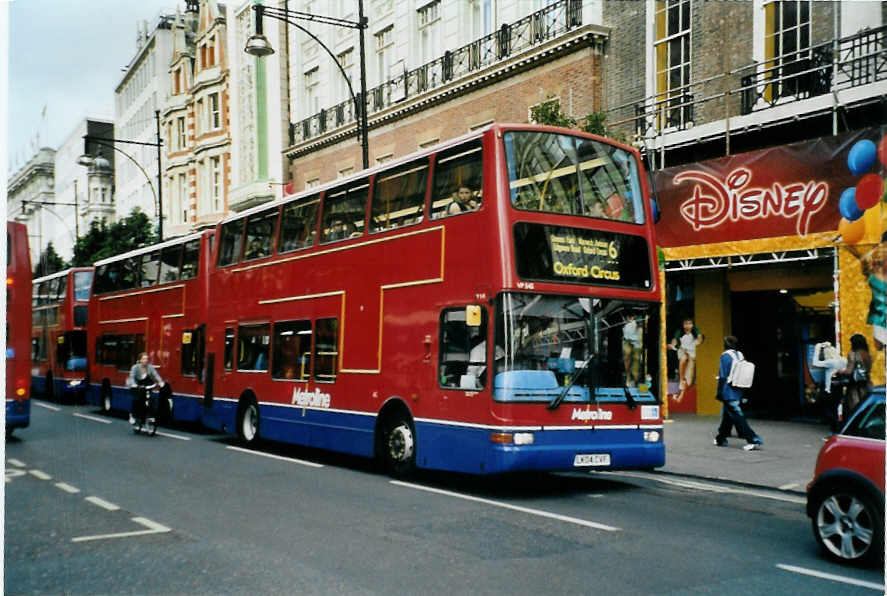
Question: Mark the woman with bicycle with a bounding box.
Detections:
[126,352,164,429]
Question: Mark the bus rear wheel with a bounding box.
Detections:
[379,415,416,478]
[237,397,259,445]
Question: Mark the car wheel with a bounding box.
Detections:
[237,398,259,445]
[812,488,884,565]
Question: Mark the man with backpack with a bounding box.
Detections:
[713,336,764,451]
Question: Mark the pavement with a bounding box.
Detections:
[660,413,833,495]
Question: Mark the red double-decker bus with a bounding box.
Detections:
[202,123,664,475]
[7,222,32,438]
[31,267,93,402]
[86,230,214,422]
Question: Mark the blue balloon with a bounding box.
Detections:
[847,139,877,175]
[839,187,864,221]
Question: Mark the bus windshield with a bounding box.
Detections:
[504,131,644,224]
[492,293,657,404]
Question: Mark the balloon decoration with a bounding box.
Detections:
[837,134,887,245]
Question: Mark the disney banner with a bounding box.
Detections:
[652,128,884,247]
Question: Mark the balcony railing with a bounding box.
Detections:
[612,24,886,146]
[289,0,583,147]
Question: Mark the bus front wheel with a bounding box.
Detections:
[237,397,259,445]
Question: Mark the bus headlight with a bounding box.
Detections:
[643,430,661,443]
[68,379,83,388]
[513,432,534,445]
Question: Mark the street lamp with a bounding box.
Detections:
[78,113,164,241]
[245,2,370,170]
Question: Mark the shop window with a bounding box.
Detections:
[272,320,312,380]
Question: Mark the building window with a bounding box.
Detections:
[470,0,493,40]
[196,99,204,134]
[375,26,394,83]
[764,0,812,100]
[337,48,355,104]
[177,116,186,150]
[211,155,222,212]
[208,92,221,130]
[304,67,320,115]
[418,1,441,64]
[654,0,692,129]
[177,173,187,224]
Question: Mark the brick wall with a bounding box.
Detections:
[601,0,647,131]
[288,50,603,188]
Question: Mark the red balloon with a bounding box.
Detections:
[855,173,884,210]
[879,135,887,169]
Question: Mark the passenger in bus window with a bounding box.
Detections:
[447,185,479,215]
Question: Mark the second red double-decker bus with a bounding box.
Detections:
[201,124,664,475]
[7,222,32,438]
[86,231,213,422]
[31,267,93,402]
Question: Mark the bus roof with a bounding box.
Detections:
[93,230,208,267]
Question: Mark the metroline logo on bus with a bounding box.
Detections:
[291,387,332,409]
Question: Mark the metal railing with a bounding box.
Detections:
[289,0,582,147]
[610,24,886,147]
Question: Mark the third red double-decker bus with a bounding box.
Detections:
[31,267,93,402]
[202,123,664,475]
[86,231,213,422]
[7,222,32,438]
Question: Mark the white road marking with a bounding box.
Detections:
[85,496,120,511]
[73,413,112,424]
[33,401,61,411]
[391,480,621,532]
[5,469,26,482]
[7,459,26,467]
[226,445,324,468]
[778,482,801,491]
[603,471,806,505]
[55,482,81,494]
[29,470,52,480]
[155,431,191,441]
[777,564,885,591]
[71,517,171,543]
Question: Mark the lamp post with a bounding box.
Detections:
[244,2,370,170]
[79,116,164,241]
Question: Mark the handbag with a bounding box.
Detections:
[851,359,868,384]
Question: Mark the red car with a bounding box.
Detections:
[806,386,885,566]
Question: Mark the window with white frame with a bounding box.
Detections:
[375,26,394,83]
[470,0,494,39]
[196,99,204,135]
[337,48,355,104]
[177,173,188,224]
[306,177,321,189]
[177,116,186,150]
[208,92,221,130]
[764,0,811,99]
[304,67,320,115]
[210,155,222,212]
[418,1,441,64]
[373,0,393,19]
[653,0,692,129]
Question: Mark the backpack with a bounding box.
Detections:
[851,356,869,384]
[726,350,755,389]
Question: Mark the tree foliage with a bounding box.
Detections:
[529,99,625,142]
[33,242,67,278]
[71,208,157,267]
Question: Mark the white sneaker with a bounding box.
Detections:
[128,414,135,425]
[742,443,761,451]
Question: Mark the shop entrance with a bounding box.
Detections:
[731,288,835,420]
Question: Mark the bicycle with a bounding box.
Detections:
[129,383,159,436]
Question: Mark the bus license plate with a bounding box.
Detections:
[573,453,610,467]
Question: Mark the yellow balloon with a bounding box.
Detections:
[839,217,866,245]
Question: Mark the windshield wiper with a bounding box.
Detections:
[547,356,593,411]
[622,385,638,410]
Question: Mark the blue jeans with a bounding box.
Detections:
[716,400,760,443]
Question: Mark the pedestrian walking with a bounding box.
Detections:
[713,336,764,451]
[837,333,873,418]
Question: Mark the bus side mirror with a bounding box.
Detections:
[650,198,661,223]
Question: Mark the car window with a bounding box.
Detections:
[843,400,885,440]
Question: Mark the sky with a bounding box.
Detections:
[6,0,180,175]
